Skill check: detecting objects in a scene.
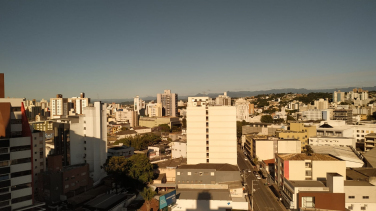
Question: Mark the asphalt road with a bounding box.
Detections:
[237,149,286,211]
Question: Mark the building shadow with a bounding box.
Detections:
[184,191,230,211]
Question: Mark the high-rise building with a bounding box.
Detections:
[314,98,329,110]
[215,92,231,106]
[157,90,178,117]
[50,94,68,119]
[234,98,250,122]
[134,96,146,116]
[347,88,369,101]
[145,101,162,117]
[186,97,237,165]
[333,90,345,103]
[0,74,44,210]
[0,73,4,98]
[68,92,90,115]
[70,102,107,182]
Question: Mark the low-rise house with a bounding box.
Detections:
[345,180,376,211]
[116,130,137,140]
[133,126,152,134]
[275,153,346,187]
[171,140,187,158]
[309,136,356,148]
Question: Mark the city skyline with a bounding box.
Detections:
[1,0,376,99]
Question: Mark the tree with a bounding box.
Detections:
[260,115,273,123]
[104,154,154,189]
[159,124,170,133]
[305,145,313,156]
[140,187,156,211]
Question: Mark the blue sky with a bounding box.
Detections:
[1,0,375,100]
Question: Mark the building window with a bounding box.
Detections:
[363,196,369,199]
[348,196,355,199]
[305,170,312,176]
[211,172,214,176]
[305,162,311,168]
[188,172,191,176]
[199,172,203,176]
[177,172,180,176]
[302,197,315,208]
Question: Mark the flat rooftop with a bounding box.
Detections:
[155,158,187,168]
[177,189,231,201]
[277,153,340,161]
[288,180,326,188]
[178,163,239,171]
[344,180,374,186]
[84,193,134,210]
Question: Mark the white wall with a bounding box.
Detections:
[172,199,248,211]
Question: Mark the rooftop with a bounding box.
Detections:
[116,130,137,135]
[155,158,187,168]
[363,147,376,167]
[344,180,374,186]
[277,153,340,161]
[177,189,231,201]
[178,163,239,171]
[288,180,326,188]
[311,145,363,165]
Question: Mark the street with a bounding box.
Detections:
[237,149,286,211]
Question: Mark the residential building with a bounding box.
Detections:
[277,128,315,151]
[242,122,283,137]
[344,180,376,211]
[37,154,93,206]
[157,90,178,117]
[139,116,180,128]
[134,95,146,116]
[186,97,236,165]
[215,92,231,106]
[309,136,356,148]
[275,153,346,187]
[173,164,248,211]
[234,98,250,122]
[302,109,322,121]
[178,100,185,107]
[362,133,376,152]
[346,168,376,186]
[347,88,369,101]
[333,90,346,103]
[107,146,134,158]
[145,101,162,117]
[0,97,44,210]
[116,130,137,140]
[154,158,187,183]
[68,92,90,115]
[115,108,138,127]
[281,173,346,211]
[171,140,187,158]
[50,94,69,119]
[69,102,108,183]
[313,98,329,110]
[31,131,46,195]
[333,109,353,125]
[243,135,300,161]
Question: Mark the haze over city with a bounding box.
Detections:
[1,0,376,99]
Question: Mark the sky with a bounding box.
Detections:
[1,0,376,100]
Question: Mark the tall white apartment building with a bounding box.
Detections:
[68,92,90,115]
[157,90,178,117]
[347,88,369,101]
[0,97,45,210]
[134,96,145,115]
[50,94,68,119]
[187,97,237,165]
[234,98,250,122]
[314,98,329,110]
[302,109,322,121]
[70,102,107,183]
[115,108,138,127]
[333,90,345,103]
[145,101,162,117]
[215,92,231,106]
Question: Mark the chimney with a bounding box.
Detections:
[0,73,4,98]
[80,92,85,98]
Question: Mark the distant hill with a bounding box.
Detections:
[98,86,376,103]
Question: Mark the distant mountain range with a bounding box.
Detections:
[99,86,376,103]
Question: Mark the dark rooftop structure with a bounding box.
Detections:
[156,157,187,169]
[83,193,135,211]
[177,189,231,200]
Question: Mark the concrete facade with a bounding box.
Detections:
[187,97,236,165]
[157,90,178,117]
[172,140,187,158]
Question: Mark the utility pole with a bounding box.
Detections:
[251,180,257,211]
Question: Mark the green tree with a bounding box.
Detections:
[127,154,154,185]
[260,115,273,123]
[140,187,156,211]
[159,124,171,133]
[104,156,131,189]
[115,133,161,151]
